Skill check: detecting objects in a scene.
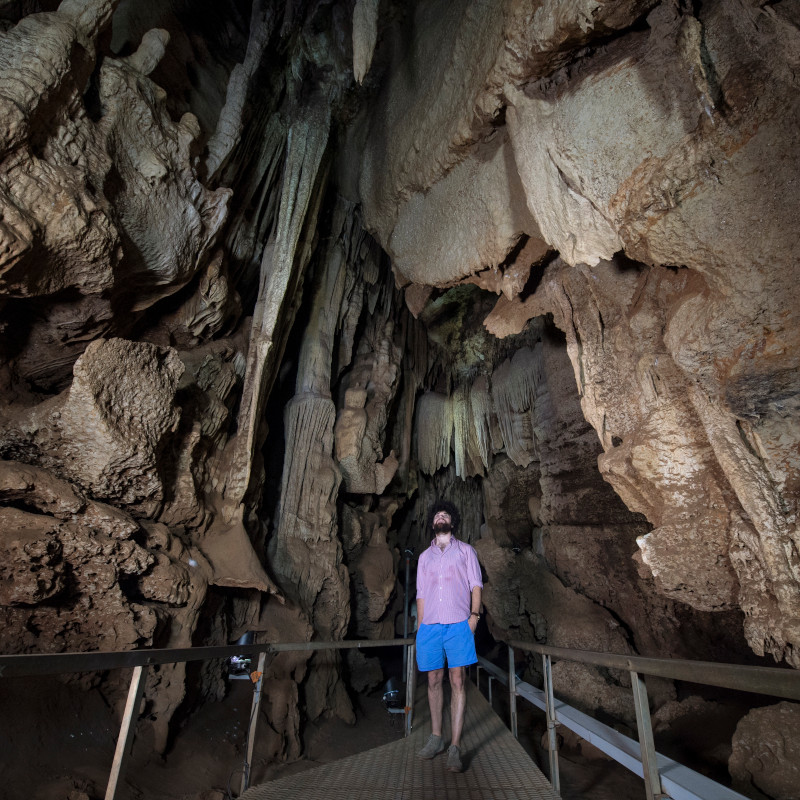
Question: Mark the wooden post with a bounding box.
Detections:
[105,665,148,800]
[241,651,267,794]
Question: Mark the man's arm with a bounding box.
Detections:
[468,586,482,633]
[417,597,425,627]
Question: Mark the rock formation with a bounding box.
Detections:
[1,0,799,797]
[730,702,800,800]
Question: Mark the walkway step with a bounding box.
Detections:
[242,681,559,799]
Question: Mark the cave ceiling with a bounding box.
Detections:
[0,0,799,785]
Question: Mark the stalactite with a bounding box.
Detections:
[471,374,493,471]
[352,0,379,84]
[204,0,276,183]
[415,391,452,475]
[223,113,286,290]
[218,100,330,520]
[452,384,484,479]
[395,310,428,490]
[272,196,350,642]
[491,346,540,468]
[336,209,378,378]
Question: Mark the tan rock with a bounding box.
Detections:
[0,472,160,656]
[0,8,119,298]
[386,132,539,286]
[343,506,398,640]
[97,39,231,310]
[357,0,653,280]
[334,319,401,494]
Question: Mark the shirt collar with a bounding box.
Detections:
[430,536,456,553]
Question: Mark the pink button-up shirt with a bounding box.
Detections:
[416,537,483,624]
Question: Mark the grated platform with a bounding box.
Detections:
[241,679,559,799]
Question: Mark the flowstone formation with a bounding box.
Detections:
[0,0,799,797]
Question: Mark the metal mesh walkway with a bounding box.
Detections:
[241,680,559,800]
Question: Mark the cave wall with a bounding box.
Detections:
[353,0,800,670]
[0,0,362,763]
[0,0,798,794]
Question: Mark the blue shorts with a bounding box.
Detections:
[416,621,477,671]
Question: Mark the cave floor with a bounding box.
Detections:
[241,682,559,799]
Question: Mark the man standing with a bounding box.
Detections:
[415,499,483,772]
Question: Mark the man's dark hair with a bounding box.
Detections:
[426,499,461,535]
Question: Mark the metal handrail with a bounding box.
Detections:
[509,640,800,700]
[1,637,416,800]
[0,637,414,678]
[502,640,800,800]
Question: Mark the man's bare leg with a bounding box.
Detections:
[428,668,444,736]
[449,666,466,747]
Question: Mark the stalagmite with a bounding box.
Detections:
[334,310,401,493]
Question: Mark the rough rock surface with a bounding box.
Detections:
[342,501,400,640]
[1,338,183,508]
[0,459,193,655]
[729,702,800,800]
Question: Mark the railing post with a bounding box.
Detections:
[240,651,267,794]
[105,665,148,800]
[403,553,411,676]
[405,643,416,737]
[488,675,494,706]
[476,663,481,689]
[630,670,663,800]
[508,644,518,739]
[542,654,561,795]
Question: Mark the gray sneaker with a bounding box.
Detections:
[417,733,445,759]
[446,744,463,772]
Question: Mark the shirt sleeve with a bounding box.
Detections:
[416,552,428,599]
[465,545,483,591]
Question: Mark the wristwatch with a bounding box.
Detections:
[470,612,480,619]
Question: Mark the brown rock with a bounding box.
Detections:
[730,702,800,800]
[5,338,184,508]
[0,506,65,606]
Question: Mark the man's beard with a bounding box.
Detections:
[433,523,452,534]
